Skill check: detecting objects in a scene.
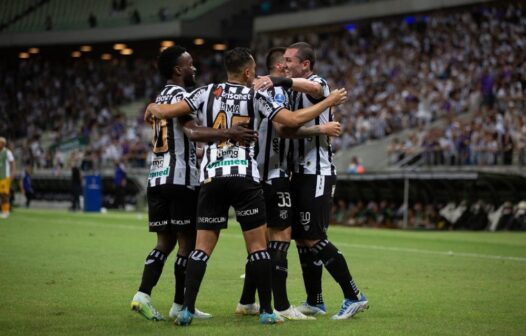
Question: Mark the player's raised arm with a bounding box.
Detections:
[254,76,323,99]
[272,88,347,128]
[274,121,342,139]
[144,100,193,121]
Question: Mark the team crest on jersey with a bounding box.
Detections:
[213,86,223,99]
[274,93,286,104]
[300,211,311,231]
[280,210,288,220]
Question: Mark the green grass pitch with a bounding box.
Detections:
[1,208,525,336]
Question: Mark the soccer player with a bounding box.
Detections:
[0,137,16,219]
[236,47,342,320]
[282,42,368,320]
[145,47,347,326]
[131,46,257,321]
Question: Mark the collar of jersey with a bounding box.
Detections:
[225,81,247,87]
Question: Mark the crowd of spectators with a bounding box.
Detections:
[254,3,526,160]
[256,0,367,16]
[0,58,160,172]
[0,51,227,173]
[331,199,526,231]
[387,109,526,166]
[2,2,525,174]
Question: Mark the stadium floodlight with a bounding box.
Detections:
[71,51,82,58]
[19,52,30,59]
[213,43,226,51]
[113,43,126,50]
[161,41,174,48]
[101,53,112,60]
[80,45,92,52]
[28,47,39,54]
[193,38,205,45]
[120,48,133,55]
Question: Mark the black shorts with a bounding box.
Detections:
[197,177,266,232]
[291,174,336,240]
[147,184,198,233]
[262,177,292,229]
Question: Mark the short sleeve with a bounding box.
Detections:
[170,90,187,104]
[7,150,14,162]
[254,91,284,121]
[306,75,330,103]
[183,85,208,111]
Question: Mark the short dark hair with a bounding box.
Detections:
[224,47,253,74]
[288,42,315,70]
[158,45,187,80]
[265,47,286,71]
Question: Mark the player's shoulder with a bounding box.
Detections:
[308,74,328,85]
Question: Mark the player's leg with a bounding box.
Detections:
[176,229,220,326]
[304,175,368,320]
[170,227,212,319]
[291,174,325,315]
[131,186,177,321]
[167,185,211,319]
[176,180,228,326]
[0,179,11,218]
[237,259,260,314]
[264,178,313,320]
[234,177,282,324]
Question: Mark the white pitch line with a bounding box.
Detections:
[336,242,526,262]
[20,215,526,262]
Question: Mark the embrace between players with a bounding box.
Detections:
[130,42,368,326]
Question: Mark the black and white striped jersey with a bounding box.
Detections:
[148,84,199,187]
[289,74,336,176]
[256,87,291,181]
[184,82,284,183]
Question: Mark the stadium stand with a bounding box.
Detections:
[3,0,526,227]
[2,0,227,32]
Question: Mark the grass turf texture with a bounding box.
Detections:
[1,208,525,336]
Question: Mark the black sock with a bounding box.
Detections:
[138,249,167,295]
[311,239,360,300]
[174,254,188,304]
[297,246,324,306]
[239,260,257,305]
[268,241,290,311]
[247,250,273,314]
[183,250,209,313]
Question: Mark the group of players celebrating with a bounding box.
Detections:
[130,42,368,326]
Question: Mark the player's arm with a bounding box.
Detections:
[144,100,192,122]
[254,76,324,99]
[273,121,342,139]
[272,88,347,128]
[180,117,258,144]
[8,153,15,181]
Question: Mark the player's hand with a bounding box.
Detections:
[327,88,348,106]
[144,104,155,124]
[254,76,274,91]
[146,103,165,121]
[320,121,342,137]
[228,122,258,144]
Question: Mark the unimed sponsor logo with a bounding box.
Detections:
[149,168,169,178]
[207,159,247,169]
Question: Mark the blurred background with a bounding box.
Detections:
[1,0,525,231]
